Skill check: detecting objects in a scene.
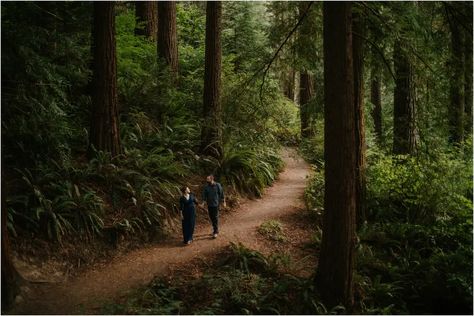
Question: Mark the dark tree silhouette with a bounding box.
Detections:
[135,1,158,41]
[157,1,178,77]
[89,2,122,157]
[201,1,223,158]
[317,2,357,308]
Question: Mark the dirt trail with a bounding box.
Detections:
[10,148,311,315]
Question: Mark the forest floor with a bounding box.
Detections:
[8,148,313,315]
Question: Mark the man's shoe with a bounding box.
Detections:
[187,240,192,245]
[213,233,218,239]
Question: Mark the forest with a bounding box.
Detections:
[1,1,473,314]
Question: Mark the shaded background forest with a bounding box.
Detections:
[2,1,473,314]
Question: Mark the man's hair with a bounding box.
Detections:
[207,174,214,180]
[181,186,188,193]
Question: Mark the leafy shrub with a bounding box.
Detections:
[205,143,284,197]
[258,220,287,242]
[304,168,324,213]
[102,243,331,315]
[366,150,472,224]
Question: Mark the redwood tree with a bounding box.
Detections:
[317,2,357,308]
[370,69,383,142]
[89,2,122,157]
[2,192,22,309]
[352,11,366,230]
[447,11,465,144]
[393,39,416,155]
[135,1,158,41]
[369,26,383,143]
[298,1,315,139]
[157,1,178,77]
[299,72,314,138]
[465,25,473,134]
[200,1,223,158]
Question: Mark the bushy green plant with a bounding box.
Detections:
[304,168,324,213]
[102,243,330,315]
[366,150,472,224]
[258,220,287,242]
[206,143,284,197]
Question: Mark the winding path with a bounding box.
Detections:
[10,148,310,314]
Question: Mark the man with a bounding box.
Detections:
[201,174,225,238]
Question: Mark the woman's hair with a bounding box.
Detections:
[181,186,188,193]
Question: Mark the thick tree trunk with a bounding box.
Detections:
[298,1,315,139]
[1,170,22,310]
[317,2,356,309]
[300,71,314,138]
[89,2,122,157]
[135,1,158,41]
[393,40,416,155]
[371,70,383,142]
[352,12,366,230]
[286,68,296,101]
[464,20,472,134]
[200,1,223,159]
[1,206,21,310]
[157,1,178,78]
[448,18,465,144]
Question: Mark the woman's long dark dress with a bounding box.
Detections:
[179,194,196,243]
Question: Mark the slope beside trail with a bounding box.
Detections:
[10,148,311,315]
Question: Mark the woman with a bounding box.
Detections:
[179,186,197,245]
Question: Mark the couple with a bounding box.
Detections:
[178,174,225,245]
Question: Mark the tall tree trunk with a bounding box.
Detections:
[157,1,178,78]
[448,16,465,144]
[135,1,158,41]
[1,202,22,310]
[200,1,223,158]
[370,70,383,143]
[464,12,473,135]
[393,39,416,155]
[352,12,366,230]
[286,68,296,101]
[300,72,314,138]
[317,2,356,309]
[89,2,122,157]
[298,1,315,139]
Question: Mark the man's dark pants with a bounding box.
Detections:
[208,206,219,234]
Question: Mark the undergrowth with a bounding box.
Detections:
[101,242,338,315]
[302,143,473,314]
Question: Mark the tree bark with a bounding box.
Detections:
[285,68,296,101]
[464,11,472,135]
[352,11,366,230]
[135,1,158,41]
[200,1,223,159]
[370,70,383,143]
[157,1,178,78]
[89,2,122,157]
[1,201,22,310]
[298,1,315,139]
[393,39,416,155]
[448,16,465,144]
[317,2,356,309]
[300,71,314,138]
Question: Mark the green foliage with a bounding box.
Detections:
[304,168,324,213]
[258,220,287,242]
[102,243,332,315]
[206,143,284,197]
[366,149,472,224]
[299,117,324,166]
